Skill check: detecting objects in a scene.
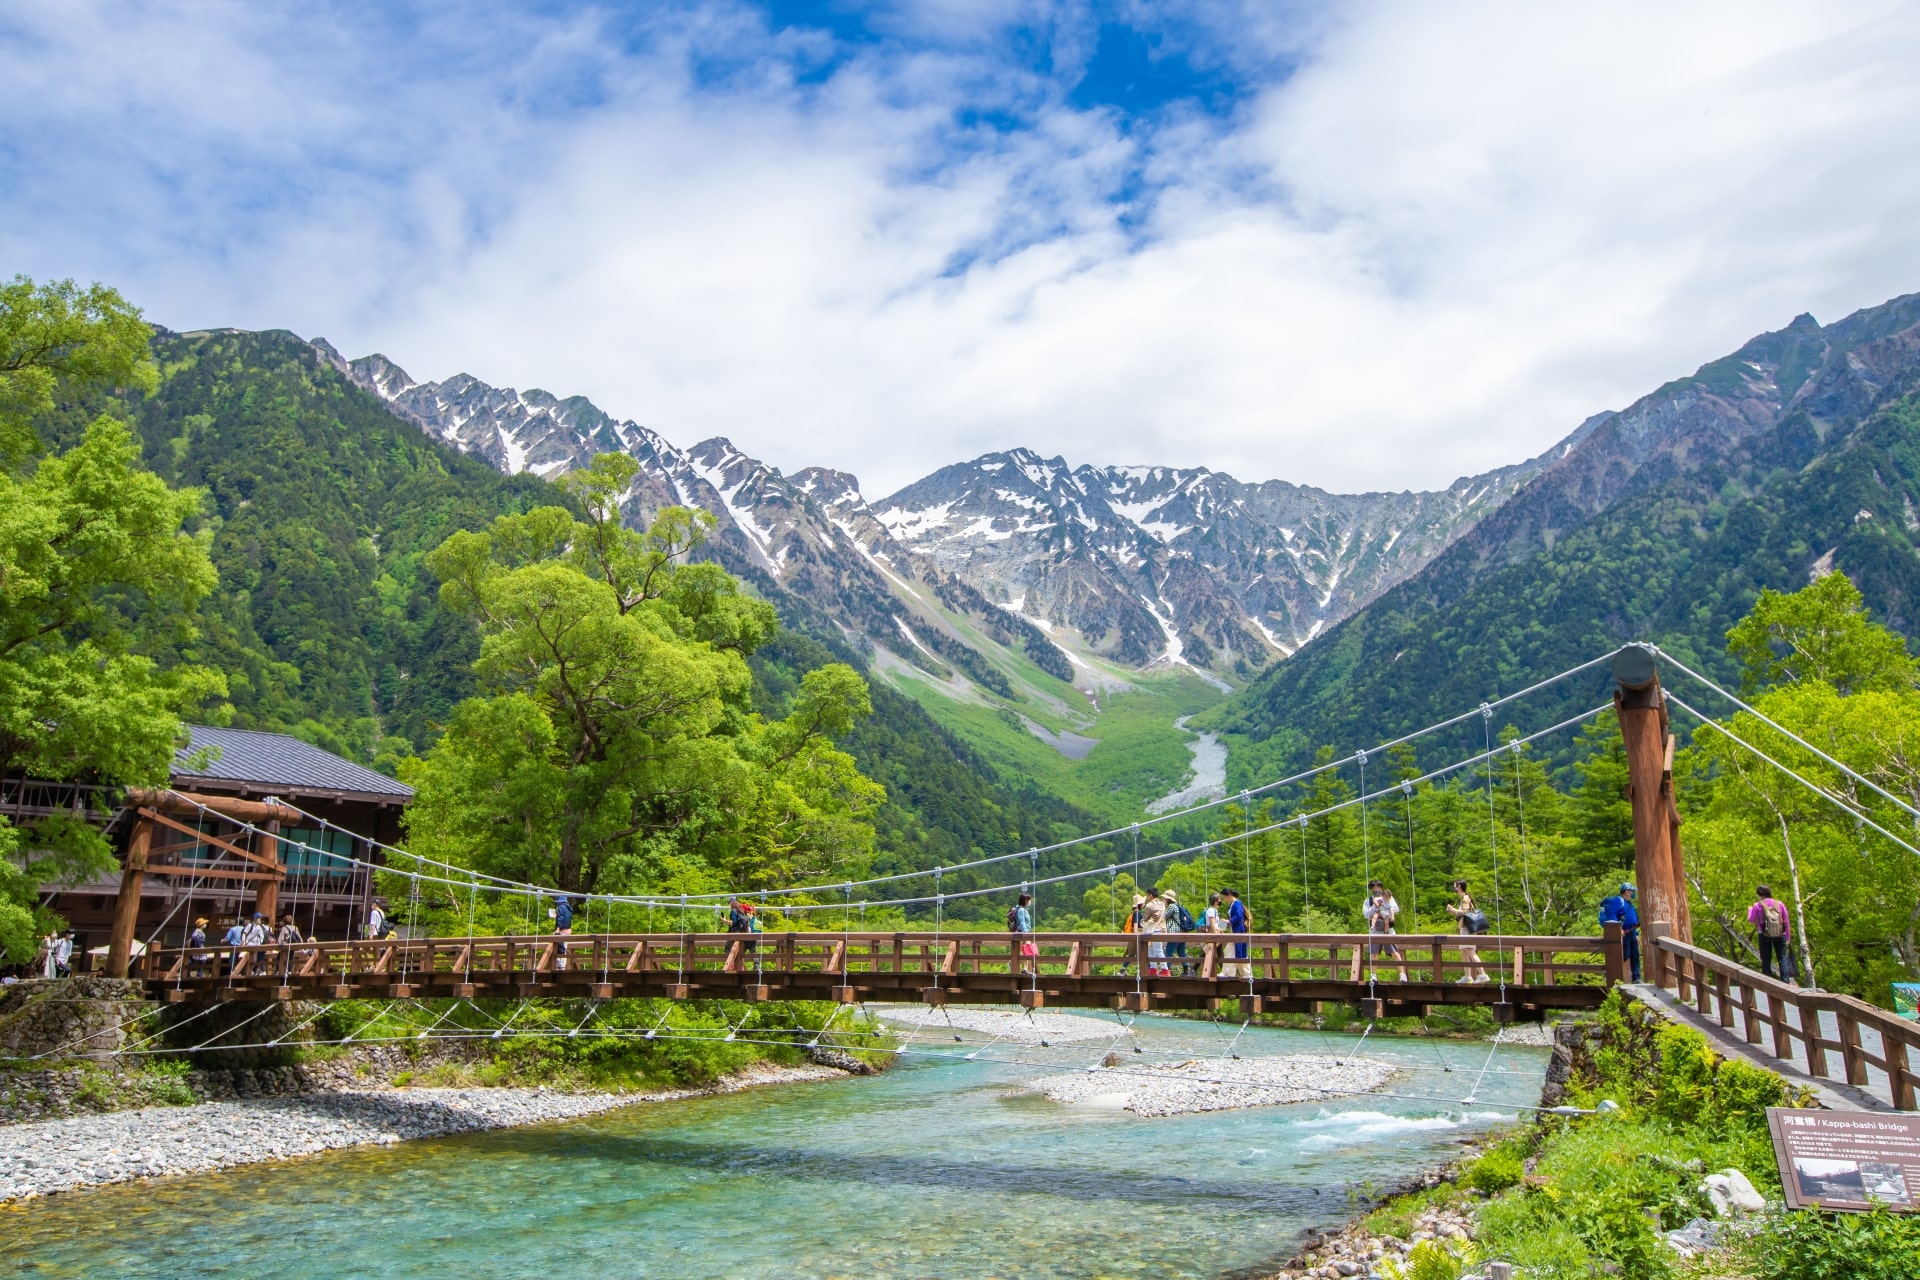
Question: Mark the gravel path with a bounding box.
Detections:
[0,1062,842,1202]
[1027,1054,1395,1117]
[874,1005,1132,1045]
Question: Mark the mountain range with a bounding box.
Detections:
[101,280,1920,852]
[311,338,1561,701]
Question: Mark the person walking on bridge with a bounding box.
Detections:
[1364,882,1407,982]
[1164,889,1193,976]
[1008,893,1037,976]
[1748,885,1796,985]
[1222,888,1250,979]
[1598,884,1640,982]
[1445,880,1489,983]
[1141,890,1169,977]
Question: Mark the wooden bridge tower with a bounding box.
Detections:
[1612,645,1691,946]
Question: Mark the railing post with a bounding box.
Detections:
[1802,996,1829,1079]
[1602,922,1624,986]
[1838,1008,1868,1087]
[1887,1032,1917,1112]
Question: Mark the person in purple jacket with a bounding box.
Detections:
[1748,885,1796,985]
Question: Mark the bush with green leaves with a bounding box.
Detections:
[1740,1204,1920,1280]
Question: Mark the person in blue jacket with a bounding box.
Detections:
[1598,883,1641,982]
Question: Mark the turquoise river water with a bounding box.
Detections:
[4,1015,1548,1280]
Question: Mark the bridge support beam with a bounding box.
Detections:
[105,817,153,978]
[1614,646,1691,944]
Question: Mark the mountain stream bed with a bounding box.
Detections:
[4,1014,1548,1279]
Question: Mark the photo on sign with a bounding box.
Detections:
[1794,1157,1913,1208]
[1895,982,1920,1021]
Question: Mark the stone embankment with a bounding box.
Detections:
[0,1061,846,1202]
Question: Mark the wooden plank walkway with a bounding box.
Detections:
[1646,935,1920,1112]
[141,929,1622,1020]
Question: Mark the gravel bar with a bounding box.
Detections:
[0,1062,842,1202]
[1027,1054,1395,1117]
[873,1005,1132,1045]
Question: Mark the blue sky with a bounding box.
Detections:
[5,2,1920,496]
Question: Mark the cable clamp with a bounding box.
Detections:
[1479,702,1493,720]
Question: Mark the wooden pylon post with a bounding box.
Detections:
[1613,646,1691,945]
[253,819,281,924]
[106,817,153,978]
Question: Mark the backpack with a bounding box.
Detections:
[1760,900,1787,938]
[1173,903,1195,933]
[1006,905,1022,932]
[747,911,764,934]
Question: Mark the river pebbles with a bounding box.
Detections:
[874,1005,1132,1045]
[0,1062,841,1202]
[1027,1054,1395,1117]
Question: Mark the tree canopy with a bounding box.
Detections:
[401,456,882,899]
[0,277,223,962]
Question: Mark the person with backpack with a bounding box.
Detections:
[1222,887,1250,979]
[1008,893,1037,975]
[1748,885,1796,984]
[1365,887,1407,982]
[1141,890,1169,977]
[551,893,574,970]
[1598,883,1640,982]
[1164,889,1194,976]
[1118,893,1144,975]
[725,898,760,972]
[1444,879,1490,983]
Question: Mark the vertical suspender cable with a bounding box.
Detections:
[1482,704,1507,1001]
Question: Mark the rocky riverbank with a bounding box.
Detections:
[0,1060,847,1202]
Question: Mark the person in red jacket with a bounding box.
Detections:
[1748,885,1796,985]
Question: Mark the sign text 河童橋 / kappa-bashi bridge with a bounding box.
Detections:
[141,927,1629,1021]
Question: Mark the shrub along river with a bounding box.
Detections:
[6,1015,1548,1279]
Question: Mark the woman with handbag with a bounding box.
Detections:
[1446,879,1490,983]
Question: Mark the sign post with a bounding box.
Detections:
[1768,1108,1920,1212]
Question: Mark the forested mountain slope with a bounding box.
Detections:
[1209,293,1920,775]
[41,327,1095,886]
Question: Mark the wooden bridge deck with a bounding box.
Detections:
[141,929,1623,1021]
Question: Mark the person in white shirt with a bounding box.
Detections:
[1363,879,1407,982]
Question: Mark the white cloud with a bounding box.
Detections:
[5,1,1920,498]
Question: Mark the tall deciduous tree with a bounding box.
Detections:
[402,463,881,898]
[1683,573,1920,1000]
[0,278,224,961]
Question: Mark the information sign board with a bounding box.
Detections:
[1768,1108,1920,1212]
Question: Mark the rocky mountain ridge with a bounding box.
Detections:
[308,338,1547,696]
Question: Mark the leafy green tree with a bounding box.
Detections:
[0,278,223,961]
[1683,575,1920,1000]
[1727,571,1917,695]
[401,468,882,899]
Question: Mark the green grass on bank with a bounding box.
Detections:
[1366,992,1920,1280]
[883,668,1229,827]
[298,998,894,1092]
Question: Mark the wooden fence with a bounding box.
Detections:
[1650,934,1919,1111]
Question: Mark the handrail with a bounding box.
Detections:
[1648,934,1919,1111]
[136,929,1622,1018]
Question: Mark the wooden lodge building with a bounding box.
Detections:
[13,726,411,970]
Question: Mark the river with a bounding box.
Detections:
[6,1016,1548,1280]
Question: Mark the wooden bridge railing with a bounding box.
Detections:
[1649,933,1920,1111]
[140,928,1623,1016]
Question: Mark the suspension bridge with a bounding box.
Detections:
[63,643,1909,1110]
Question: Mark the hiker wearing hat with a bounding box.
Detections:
[189,917,211,976]
[1598,883,1640,982]
[1163,888,1195,975]
[241,913,269,947]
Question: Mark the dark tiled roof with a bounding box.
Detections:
[173,726,413,801]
